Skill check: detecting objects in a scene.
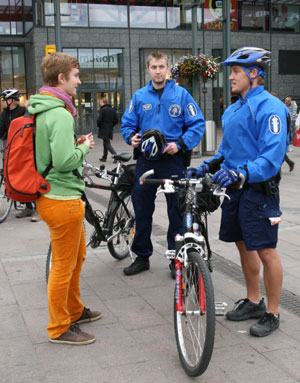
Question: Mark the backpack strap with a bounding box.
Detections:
[42,161,53,178]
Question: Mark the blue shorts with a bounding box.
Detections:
[219,186,281,251]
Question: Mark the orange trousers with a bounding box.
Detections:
[36,197,86,339]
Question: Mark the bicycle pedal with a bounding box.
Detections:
[215,302,228,316]
[165,250,175,260]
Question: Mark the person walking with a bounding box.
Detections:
[29,52,101,345]
[97,97,118,162]
[0,88,40,221]
[189,47,289,337]
[121,50,205,277]
[284,96,298,146]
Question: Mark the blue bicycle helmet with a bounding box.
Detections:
[223,47,271,69]
[140,129,167,160]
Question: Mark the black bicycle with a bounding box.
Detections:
[140,170,228,377]
[0,149,25,223]
[45,152,136,283]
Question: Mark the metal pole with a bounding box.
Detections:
[191,3,199,105]
[54,0,62,52]
[222,0,231,110]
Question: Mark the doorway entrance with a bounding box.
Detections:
[76,89,123,134]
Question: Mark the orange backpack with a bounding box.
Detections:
[4,110,52,202]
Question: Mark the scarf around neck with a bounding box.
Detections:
[39,86,77,117]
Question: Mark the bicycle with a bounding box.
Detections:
[140,169,228,377]
[0,149,25,223]
[45,152,136,283]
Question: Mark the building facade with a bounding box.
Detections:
[1,0,300,133]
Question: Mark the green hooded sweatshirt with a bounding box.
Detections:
[28,94,89,198]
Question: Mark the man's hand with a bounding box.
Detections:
[163,142,178,155]
[83,133,94,149]
[187,164,209,179]
[131,133,141,148]
[212,169,239,188]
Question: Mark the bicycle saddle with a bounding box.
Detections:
[113,153,132,162]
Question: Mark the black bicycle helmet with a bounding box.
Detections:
[0,88,20,100]
[140,129,167,160]
[223,47,271,70]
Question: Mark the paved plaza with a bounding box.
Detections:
[1,132,300,383]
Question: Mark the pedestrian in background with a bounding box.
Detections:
[284,96,298,146]
[97,97,118,162]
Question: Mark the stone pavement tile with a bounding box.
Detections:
[138,284,174,316]
[11,281,47,310]
[0,336,43,383]
[36,323,148,371]
[284,265,300,278]
[84,274,137,301]
[80,252,116,278]
[280,318,300,343]
[282,274,300,293]
[102,361,171,383]
[212,343,298,383]
[21,307,49,344]
[2,260,44,285]
[104,295,168,331]
[0,305,28,340]
[0,262,6,280]
[0,279,16,306]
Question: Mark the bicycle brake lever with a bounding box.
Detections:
[213,187,230,200]
[156,180,175,194]
[139,169,154,184]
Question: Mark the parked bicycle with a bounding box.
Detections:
[45,152,136,283]
[0,149,25,223]
[140,169,228,377]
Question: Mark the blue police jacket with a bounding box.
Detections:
[121,79,205,151]
[206,86,289,183]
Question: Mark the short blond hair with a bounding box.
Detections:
[41,52,79,87]
[146,50,169,67]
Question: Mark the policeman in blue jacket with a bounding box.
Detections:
[189,47,289,337]
[121,50,205,277]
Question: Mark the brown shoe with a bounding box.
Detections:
[49,324,95,345]
[16,207,33,218]
[31,210,41,222]
[74,307,102,324]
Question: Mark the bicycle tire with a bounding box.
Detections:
[45,243,52,284]
[0,174,13,223]
[107,190,135,260]
[174,250,215,377]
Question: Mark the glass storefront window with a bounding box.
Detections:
[24,0,33,33]
[78,48,94,83]
[129,0,166,29]
[0,0,24,35]
[167,1,202,30]
[94,49,109,89]
[238,1,268,31]
[0,0,10,35]
[0,46,26,95]
[204,0,238,31]
[89,0,128,28]
[271,2,300,32]
[60,0,88,27]
[109,49,123,89]
[44,0,54,26]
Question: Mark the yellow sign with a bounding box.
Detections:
[45,45,56,56]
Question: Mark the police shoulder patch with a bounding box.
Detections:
[128,100,134,114]
[268,115,282,134]
[169,104,182,118]
[143,104,152,111]
[186,103,198,117]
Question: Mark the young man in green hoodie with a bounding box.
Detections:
[29,52,101,345]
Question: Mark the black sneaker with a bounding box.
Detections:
[99,158,106,162]
[123,256,150,276]
[226,298,266,321]
[250,312,280,337]
[169,260,176,279]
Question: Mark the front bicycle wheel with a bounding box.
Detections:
[0,174,13,223]
[107,191,135,260]
[174,250,215,377]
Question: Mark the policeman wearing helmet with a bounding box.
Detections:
[121,50,205,278]
[189,47,290,337]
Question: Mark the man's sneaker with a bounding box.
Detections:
[250,312,280,337]
[123,256,150,276]
[226,298,266,321]
[74,307,102,324]
[169,260,176,279]
[16,207,33,218]
[31,210,41,222]
[49,324,95,345]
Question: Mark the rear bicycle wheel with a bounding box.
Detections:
[0,174,13,223]
[174,250,215,377]
[107,190,135,260]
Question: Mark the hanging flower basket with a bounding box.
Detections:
[170,53,221,84]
